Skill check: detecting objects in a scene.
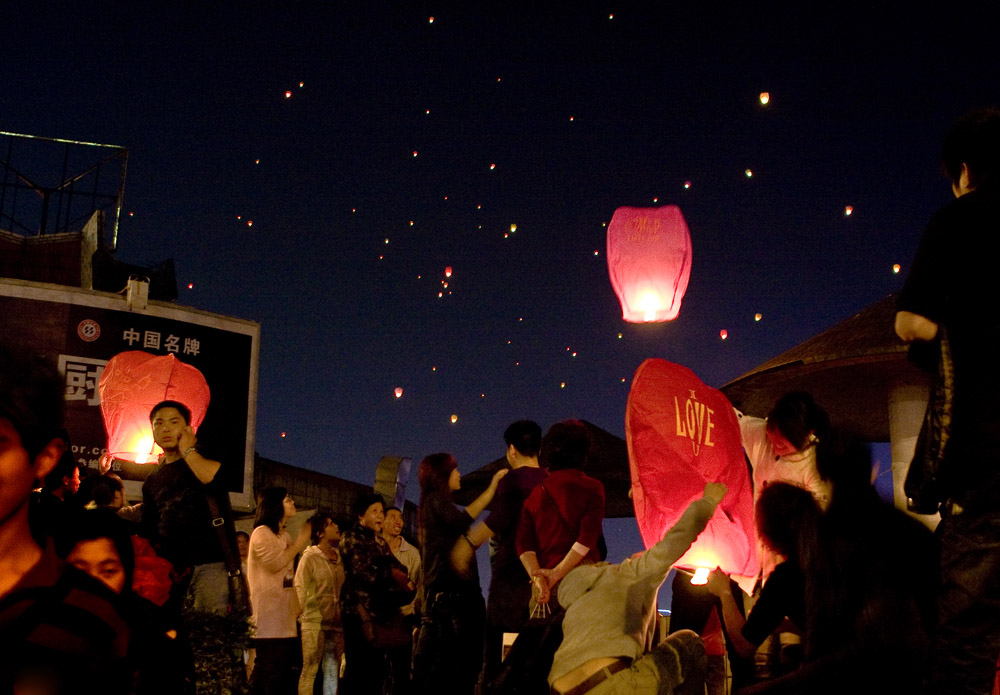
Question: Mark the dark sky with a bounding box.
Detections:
[5,1,999,500]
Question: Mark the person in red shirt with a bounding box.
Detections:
[516,419,605,607]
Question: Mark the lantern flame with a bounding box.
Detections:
[394,387,403,398]
[690,567,711,585]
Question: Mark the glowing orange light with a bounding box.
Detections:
[432,366,437,371]
[652,197,659,203]
[594,250,600,256]
[844,205,854,216]
[683,181,691,189]
[609,13,614,19]
[690,567,711,585]
[759,92,770,105]
[720,329,728,340]
[237,216,241,220]
[569,116,575,121]
[893,264,901,274]
[299,82,304,88]
[444,266,453,277]
[187,283,194,289]
[438,292,443,298]
[428,16,434,23]
[394,387,403,398]
[745,169,753,178]
[490,163,496,170]
[477,204,482,209]
[385,238,389,244]
[510,223,517,232]
[409,220,414,226]
[281,432,287,438]
[247,220,253,227]
[352,208,357,213]
[442,282,449,288]
[426,109,430,114]
[129,211,134,217]
[285,90,292,98]
[560,382,566,389]
[617,333,623,339]
[413,151,418,157]
[254,159,260,164]
[450,414,458,423]
[572,352,577,357]
[754,313,762,322]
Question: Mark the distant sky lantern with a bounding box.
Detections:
[759,91,770,105]
[285,90,292,98]
[510,223,517,232]
[683,181,691,189]
[490,163,496,170]
[428,16,434,23]
[450,414,458,423]
[754,313,762,322]
[626,358,759,582]
[98,352,210,465]
[606,205,692,323]
[560,382,566,388]
[281,432,287,438]
[844,205,854,216]
[299,82,304,88]
[720,329,728,340]
[394,387,403,398]
[893,263,901,274]
[745,169,753,178]
[412,151,418,157]
[444,266,453,277]
[187,283,194,289]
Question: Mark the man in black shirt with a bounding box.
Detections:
[896,107,1000,695]
[142,400,240,614]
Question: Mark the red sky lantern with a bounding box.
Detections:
[98,351,211,464]
[606,206,692,322]
[444,266,453,278]
[626,358,758,583]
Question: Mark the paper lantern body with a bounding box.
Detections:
[98,351,211,464]
[625,358,758,578]
[607,206,692,323]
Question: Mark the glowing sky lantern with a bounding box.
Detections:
[745,169,753,178]
[98,351,211,464]
[606,205,692,323]
[285,90,292,98]
[754,313,762,322]
[444,266,453,277]
[720,329,728,340]
[450,414,458,423]
[844,205,854,216]
[394,387,403,398]
[759,91,770,105]
[626,358,759,582]
[510,223,517,232]
[893,263,901,274]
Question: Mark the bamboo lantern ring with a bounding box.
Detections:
[606,205,692,323]
[98,351,211,464]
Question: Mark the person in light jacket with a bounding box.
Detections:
[548,482,727,695]
[295,512,346,695]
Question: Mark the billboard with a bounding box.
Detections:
[0,278,259,509]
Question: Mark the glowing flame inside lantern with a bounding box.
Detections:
[690,567,711,585]
[639,291,662,322]
[450,414,458,424]
[394,387,403,398]
[444,266,453,277]
[759,92,770,105]
[125,434,159,464]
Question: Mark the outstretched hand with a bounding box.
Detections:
[705,568,731,597]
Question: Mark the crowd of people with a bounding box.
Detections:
[2,107,1000,695]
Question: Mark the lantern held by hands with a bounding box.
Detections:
[625,358,758,581]
[606,206,692,322]
[98,351,211,464]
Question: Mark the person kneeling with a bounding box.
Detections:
[549,483,726,695]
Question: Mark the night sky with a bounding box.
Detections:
[5,2,999,510]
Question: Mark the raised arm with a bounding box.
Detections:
[465,468,509,519]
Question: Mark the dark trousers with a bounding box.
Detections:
[342,612,388,695]
[483,575,532,687]
[926,508,1000,695]
[250,637,301,695]
[412,589,484,695]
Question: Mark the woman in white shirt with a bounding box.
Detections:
[247,486,310,695]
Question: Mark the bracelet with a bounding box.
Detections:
[462,533,476,549]
[182,446,196,458]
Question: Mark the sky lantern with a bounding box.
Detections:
[626,358,759,584]
[394,387,403,398]
[450,414,458,423]
[754,313,762,322]
[720,329,728,340]
[893,263,901,274]
[844,205,854,216]
[759,91,770,105]
[98,351,211,464]
[606,205,692,323]
[444,266,453,277]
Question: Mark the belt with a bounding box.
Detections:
[552,659,629,695]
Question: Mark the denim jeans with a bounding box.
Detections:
[926,508,1000,695]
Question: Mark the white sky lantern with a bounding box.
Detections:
[606,206,692,323]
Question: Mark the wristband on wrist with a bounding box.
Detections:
[462,533,476,549]
[182,446,197,458]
